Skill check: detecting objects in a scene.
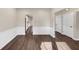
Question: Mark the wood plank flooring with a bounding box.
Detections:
[2,26,79,50]
[55,31,79,50]
[2,26,57,50]
[2,35,57,50]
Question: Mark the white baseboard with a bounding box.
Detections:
[33,27,50,35]
[72,37,79,41]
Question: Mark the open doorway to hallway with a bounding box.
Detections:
[1,8,79,50]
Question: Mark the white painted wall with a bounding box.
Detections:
[0,8,16,32]
[16,8,32,26]
[32,8,51,27]
[0,8,17,49]
[0,8,26,49]
[32,8,51,35]
[16,8,51,35]
[50,8,64,37]
[17,8,52,27]
[54,8,79,41]
[0,8,52,49]
[0,8,66,49]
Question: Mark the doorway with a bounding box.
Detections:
[25,15,33,35]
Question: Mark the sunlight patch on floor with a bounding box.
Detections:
[40,42,52,50]
[56,42,71,50]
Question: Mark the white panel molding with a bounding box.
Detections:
[50,27,55,38]
[0,27,17,49]
[33,26,50,35]
[33,26,55,38]
[0,26,25,49]
[16,26,25,35]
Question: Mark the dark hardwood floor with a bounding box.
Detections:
[2,26,79,50]
[55,31,79,50]
[2,35,57,50]
[2,26,57,50]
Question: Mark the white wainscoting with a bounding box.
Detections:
[0,26,25,49]
[16,26,25,35]
[33,27,50,35]
[0,27,17,49]
[50,27,55,38]
[33,26,55,38]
